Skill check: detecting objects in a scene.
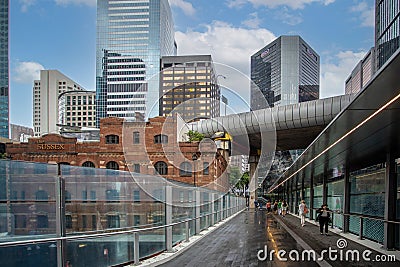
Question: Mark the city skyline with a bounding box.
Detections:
[10,0,375,127]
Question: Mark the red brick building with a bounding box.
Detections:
[6,116,228,191]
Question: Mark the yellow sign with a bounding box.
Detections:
[37,144,65,150]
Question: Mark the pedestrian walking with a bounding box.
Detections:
[277,200,282,215]
[281,200,288,217]
[273,200,278,214]
[298,200,308,226]
[266,200,272,213]
[317,204,330,235]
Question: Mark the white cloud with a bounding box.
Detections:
[275,7,303,25]
[54,0,96,7]
[242,12,262,29]
[176,21,275,75]
[13,62,45,84]
[227,0,335,9]
[169,0,195,16]
[176,21,276,101]
[20,0,36,12]
[350,2,374,28]
[226,0,248,9]
[320,51,366,98]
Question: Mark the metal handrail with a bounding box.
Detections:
[0,206,245,248]
[307,207,400,224]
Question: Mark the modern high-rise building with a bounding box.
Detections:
[375,0,400,69]
[251,35,319,109]
[58,90,97,128]
[160,55,220,121]
[33,70,85,136]
[0,0,8,138]
[96,0,177,126]
[345,47,376,94]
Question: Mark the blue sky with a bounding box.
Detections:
[10,0,375,127]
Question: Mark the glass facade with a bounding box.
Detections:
[376,0,400,69]
[160,56,220,121]
[96,0,176,126]
[0,0,8,138]
[251,35,319,109]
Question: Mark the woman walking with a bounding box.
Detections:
[298,200,308,226]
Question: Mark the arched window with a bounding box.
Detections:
[82,161,95,168]
[154,134,168,144]
[133,132,140,144]
[180,162,192,177]
[106,161,119,170]
[105,135,119,144]
[154,161,168,175]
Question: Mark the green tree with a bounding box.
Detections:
[186,130,204,142]
[229,166,242,186]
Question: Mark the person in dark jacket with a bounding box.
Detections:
[317,204,330,235]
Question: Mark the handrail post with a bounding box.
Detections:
[165,186,173,252]
[55,172,66,267]
[185,221,190,242]
[211,194,215,226]
[134,232,140,265]
[359,217,363,239]
[195,190,200,234]
[218,195,222,222]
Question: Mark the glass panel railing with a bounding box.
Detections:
[0,160,58,241]
[0,159,245,266]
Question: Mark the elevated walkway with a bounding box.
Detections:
[148,210,399,267]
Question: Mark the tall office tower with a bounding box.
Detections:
[0,0,8,138]
[33,70,85,136]
[251,35,319,110]
[345,47,376,94]
[375,0,400,69]
[160,55,220,121]
[58,90,97,128]
[96,0,177,126]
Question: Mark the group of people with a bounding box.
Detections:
[256,199,332,235]
[264,199,289,216]
[298,200,331,235]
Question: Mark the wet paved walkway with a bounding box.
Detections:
[158,210,399,267]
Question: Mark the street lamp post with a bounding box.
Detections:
[192,153,198,187]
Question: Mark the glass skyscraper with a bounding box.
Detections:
[0,0,8,138]
[251,35,319,109]
[375,0,400,69]
[251,36,320,194]
[96,0,176,126]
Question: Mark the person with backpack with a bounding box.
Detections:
[266,200,272,213]
[298,200,308,227]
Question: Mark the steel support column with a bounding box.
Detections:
[343,166,350,233]
[384,153,397,249]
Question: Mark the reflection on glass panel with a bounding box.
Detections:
[350,167,385,217]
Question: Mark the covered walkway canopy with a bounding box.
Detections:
[268,49,400,192]
[192,95,354,152]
